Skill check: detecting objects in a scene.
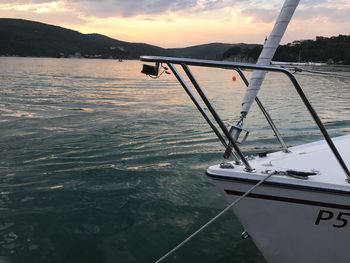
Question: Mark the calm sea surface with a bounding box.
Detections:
[1,57,350,263]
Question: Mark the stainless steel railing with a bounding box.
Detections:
[140,56,350,181]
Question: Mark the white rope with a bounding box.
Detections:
[155,171,275,263]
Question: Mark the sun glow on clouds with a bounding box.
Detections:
[74,6,270,47]
[0,0,349,47]
[0,10,260,48]
[0,1,65,13]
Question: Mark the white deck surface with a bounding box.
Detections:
[207,134,350,192]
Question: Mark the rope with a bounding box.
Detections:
[300,69,350,79]
[281,66,350,79]
[155,171,275,263]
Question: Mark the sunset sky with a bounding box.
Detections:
[0,0,349,48]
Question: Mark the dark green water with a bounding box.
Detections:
[0,57,349,263]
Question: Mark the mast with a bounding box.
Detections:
[240,0,300,117]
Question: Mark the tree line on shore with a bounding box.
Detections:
[223,35,350,65]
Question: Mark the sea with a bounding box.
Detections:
[1,57,350,263]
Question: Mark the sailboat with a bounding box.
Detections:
[140,1,350,262]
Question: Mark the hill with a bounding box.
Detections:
[223,35,350,65]
[0,18,253,60]
[2,18,348,64]
[168,43,258,60]
[0,18,169,59]
[274,36,350,64]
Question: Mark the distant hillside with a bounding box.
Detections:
[223,35,350,65]
[0,18,169,59]
[274,35,350,64]
[0,18,259,60]
[168,43,258,60]
[222,45,263,63]
[2,18,348,64]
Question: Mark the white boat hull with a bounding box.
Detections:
[207,135,350,263]
[211,178,350,263]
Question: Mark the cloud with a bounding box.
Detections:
[65,0,199,17]
[0,0,251,18]
[1,0,349,30]
[240,7,278,23]
[0,0,56,3]
[0,1,88,25]
[0,7,88,25]
[2,0,348,23]
[296,6,350,23]
[0,0,349,48]
[235,1,350,24]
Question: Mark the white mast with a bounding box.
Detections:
[240,0,300,117]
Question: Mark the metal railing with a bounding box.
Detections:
[140,56,350,181]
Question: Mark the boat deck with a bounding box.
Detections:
[207,134,350,193]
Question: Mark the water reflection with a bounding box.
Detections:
[0,57,349,263]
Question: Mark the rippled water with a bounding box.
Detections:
[0,57,349,263]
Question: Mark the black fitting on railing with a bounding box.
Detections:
[141,63,159,76]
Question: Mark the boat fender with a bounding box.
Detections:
[241,231,249,239]
[263,169,319,179]
[286,170,318,177]
[220,162,235,169]
[258,151,270,157]
[286,170,318,176]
